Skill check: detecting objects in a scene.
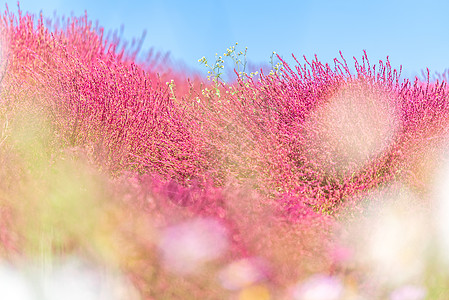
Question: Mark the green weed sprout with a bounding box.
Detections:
[198,43,261,100]
[269,51,285,76]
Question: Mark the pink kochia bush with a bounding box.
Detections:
[1,3,449,299]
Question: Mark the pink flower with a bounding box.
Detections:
[158,217,229,274]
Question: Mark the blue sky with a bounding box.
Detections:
[2,0,449,80]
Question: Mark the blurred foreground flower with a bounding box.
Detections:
[292,274,344,300]
[432,146,449,265]
[0,257,138,300]
[304,80,399,176]
[389,285,427,300]
[158,217,229,274]
[218,257,268,290]
[0,263,34,300]
[341,185,431,286]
